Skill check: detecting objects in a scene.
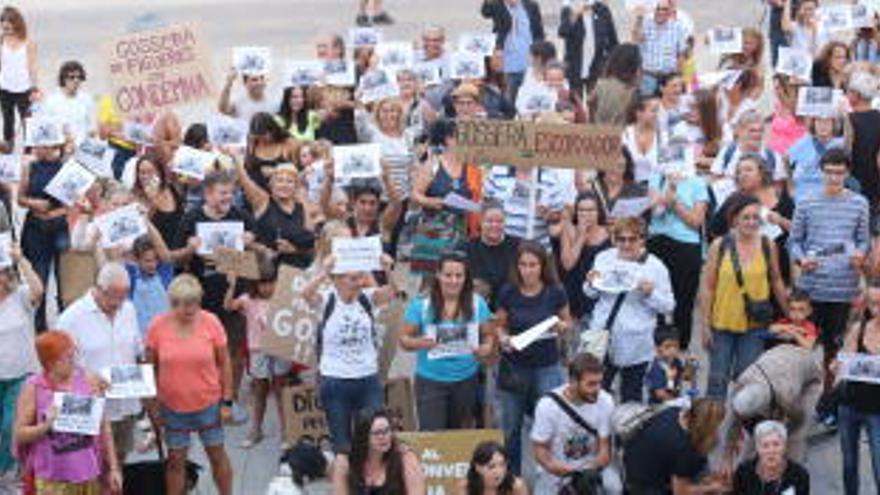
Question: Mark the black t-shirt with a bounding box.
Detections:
[849,110,880,208]
[464,236,519,310]
[172,205,256,312]
[255,199,315,269]
[733,458,810,495]
[623,407,706,491]
[497,283,567,368]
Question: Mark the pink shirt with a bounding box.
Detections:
[237,294,270,351]
[768,104,807,155]
[146,310,227,413]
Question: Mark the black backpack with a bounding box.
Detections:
[315,291,376,363]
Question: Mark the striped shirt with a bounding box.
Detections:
[788,190,870,302]
[354,108,417,198]
[639,17,688,74]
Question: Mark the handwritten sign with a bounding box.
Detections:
[104,22,215,117]
[214,247,260,280]
[53,393,105,436]
[398,430,503,494]
[282,378,417,447]
[455,119,622,171]
[332,235,382,274]
[265,266,323,364]
[102,364,156,399]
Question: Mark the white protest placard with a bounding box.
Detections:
[0,153,19,182]
[776,47,813,82]
[283,60,324,88]
[0,232,12,269]
[839,352,880,384]
[443,191,481,213]
[94,204,147,248]
[609,197,651,219]
[625,0,658,10]
[593,260,641,294]
[25,117,65,147]
[657,144,696,180]
[449,51,486,80]
[233,46,272,76]
[358,69,400,103]
[413,61,442,87]
[102,364,157,399]
[122,121,153,146]
[376,42,415,73]
[511,316,560,351]
[52,393,105,436]
[45,160,96,207]
[851,2,874,28]
[709,27,743,55]
[74,137,115,178]
[516,83,558,116]
[324,60,356,87]
[796,87,843,117]
[172,145,217,181]
[819,5,854,32]
[349,27,382,48]
[333,143,382,180]
[425,320,480,360]
[458,32,495,57]
[196,221,244,256]
[331,235,382,274]
[207,113,249,147]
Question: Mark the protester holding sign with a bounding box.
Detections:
[780,0,828,58]
[400,251,495,431]
[242,112,299,194]
[495,241,572,474]
[301,252,396,453]
[14,331,121,494]
[145,275,234,495]
[18,135,70,331]
[218,66,276,124]
[331,409,425,494]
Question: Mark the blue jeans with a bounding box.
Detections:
[0,376,24,472]
[496,363,564,475]
[319,374,383,454]
[839,403,880,495]
[707,329,764,399]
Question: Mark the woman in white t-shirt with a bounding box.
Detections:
[621,96,660,184]
[302,253,396,454]
[781,0,828,58]
[0,6,38,149]
[0,242,43,477]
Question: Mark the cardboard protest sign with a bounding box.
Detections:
[398,429,503,494]
[455,119,622,171]
[104,22,215,117]
[282,378,417,446]
[264,266,323,363]
[214,247,260,280]
[331,235,383,274]
[0,153,19,182]
[59,251,97,307]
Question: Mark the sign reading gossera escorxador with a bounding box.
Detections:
[455,119,622,171]
[104,22,215,117]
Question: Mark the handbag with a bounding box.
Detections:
[725,235,775,327]
[497,353,529,394]
[546,392,604,495]
[578,291,627,361]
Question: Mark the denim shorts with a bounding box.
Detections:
[160,403,224,450]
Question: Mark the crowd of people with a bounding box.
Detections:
[0,0,880,493]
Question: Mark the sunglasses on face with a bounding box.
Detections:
[65,73,84,81]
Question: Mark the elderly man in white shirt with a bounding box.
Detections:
[57,262,142,465]
[584,216,675,403]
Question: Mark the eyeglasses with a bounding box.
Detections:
[615,235,640,244]
[370,427,391,437]
[65,73,84,81]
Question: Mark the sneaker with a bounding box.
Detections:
[241,431,264,449]
[230,402,249,426]
[371,11,394,25]
[355,14,371,26]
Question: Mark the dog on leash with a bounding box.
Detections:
[265,440,330,494]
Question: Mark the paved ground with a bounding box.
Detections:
[23,0,874,493]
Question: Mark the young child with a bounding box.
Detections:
[768,288,818,350]
[224,259,290,449]
[645,326,686,404]
[127,235,174,339]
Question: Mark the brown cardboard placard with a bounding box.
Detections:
[104,22,215,117]
[398,429,504,493]
[263,266,322,364]
[455,119,623,171]
[213,247,260,280]
[59,251,97,307]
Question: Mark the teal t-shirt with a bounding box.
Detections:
[648,174,709,244]
[403,294,492,383]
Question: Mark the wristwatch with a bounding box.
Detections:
[221,399,233,408]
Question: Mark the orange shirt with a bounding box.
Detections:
[146,310,226,413]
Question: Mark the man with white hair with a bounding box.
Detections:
[57,262,142,465]
[845,71,880,210]
[720,344,823,467]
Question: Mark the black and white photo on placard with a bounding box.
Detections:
[52,392,105,436]
[796,86,841,117]
[95,204,147,248]
[516,83,558,115]
[709,27,743,55]
[233,46,271,75]
[376,42,414,72]
[458,32,494,56]
[45,161,95,206]
[358,68,400,103]
[122,121,153,146]
[450,51,486,80]
[776,47,812,81]
[172,146,216,180]
[207,113,249,147]
[75,137,114,178]
[0,153,19,182]
[284,60,324,88]
[412,62,442,86]
[197,221,244,256]
[333,143,382,180]
[25,117,64,147]
[820,5,852,32]
[349,27,382,48]
[111,365,143,384]
[61,394,94,416]
[324,59,356,87]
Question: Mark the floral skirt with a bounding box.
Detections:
[34,478,101,495]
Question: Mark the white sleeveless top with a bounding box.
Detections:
[0,41,31,92]
[621,125,659,183]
